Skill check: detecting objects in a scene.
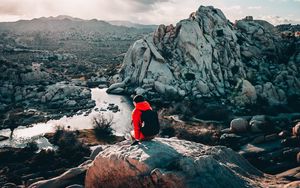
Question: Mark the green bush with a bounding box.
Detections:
[92,114,114,139]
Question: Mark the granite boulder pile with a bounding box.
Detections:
[108,6,300,113]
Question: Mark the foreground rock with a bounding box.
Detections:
[85,137,286,188]
[28,161,92,188]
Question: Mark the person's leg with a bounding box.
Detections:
[130,130,135,140]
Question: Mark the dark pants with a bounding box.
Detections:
[130,130,155,141]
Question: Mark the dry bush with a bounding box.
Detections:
[51,125,90,163]
[92,114,114,139]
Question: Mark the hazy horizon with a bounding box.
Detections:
[0,0,299,25]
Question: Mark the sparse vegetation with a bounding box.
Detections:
[51,125,91,163]
[92,114,114,139]
[0,131,91,187]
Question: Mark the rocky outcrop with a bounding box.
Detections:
[41,82,95,110]
[108,6,300,113]
[29,160,92,188]
[219,113,300,175]
[85,137,285,188]
[0,59,95,129]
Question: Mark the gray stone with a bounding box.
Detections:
[230,118,249,133]
[135,87,146,95]
[234,80,257,106]
[250,115,270,133]
[85,137,282,188]
[107,77,130,94]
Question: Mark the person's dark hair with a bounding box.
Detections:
[133,95,145,103]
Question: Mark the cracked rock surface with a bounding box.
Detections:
[85,137,286,188]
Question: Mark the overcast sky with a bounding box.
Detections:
[0,0,299,25]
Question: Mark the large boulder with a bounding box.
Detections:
[85,137,284,188]
[230,118,249,133]
[108,5,300,112]
[249,115,271,133]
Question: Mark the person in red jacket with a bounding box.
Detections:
[130,95,154,142]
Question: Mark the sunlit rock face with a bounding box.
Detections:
[108,5,300,110]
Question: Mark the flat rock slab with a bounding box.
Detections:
[85,137,285,188]
[239,140,282,158]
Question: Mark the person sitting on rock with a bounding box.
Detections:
[130,95,160,144]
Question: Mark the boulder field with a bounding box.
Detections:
[0,59,95,129]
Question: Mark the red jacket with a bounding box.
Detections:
[132,101,152,140]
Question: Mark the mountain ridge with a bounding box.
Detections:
[0,15,157,30]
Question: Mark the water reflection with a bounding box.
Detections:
[0,88,133,148]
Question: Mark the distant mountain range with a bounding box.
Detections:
[107,20,157,29]
[0,14,157,71]
[0,15,157,32]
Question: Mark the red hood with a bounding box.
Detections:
[135,101,152,111]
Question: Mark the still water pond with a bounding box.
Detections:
[0,88,133,148]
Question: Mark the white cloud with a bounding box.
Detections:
[258,15,300,25]
[224,5,242,10]
[0,0,298,25]
[247,6,262,10]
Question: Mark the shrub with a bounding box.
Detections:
[92,114,114,139]
[31,149,56,168]
[51,125,90,163]
[19,141,39,160]
[52,125,66,145]
[25,141,39,152]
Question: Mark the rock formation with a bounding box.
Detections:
[108,6,300,113]
[0,59,95,129]
[28,160,92,188]
[41,82,95,110]
[85,137,286,188]
[220,113,300,175]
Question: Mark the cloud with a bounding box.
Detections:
[0,0,298,25]
[267,0,288,2]
[258,15,300,25]
[224,5,242,10]
[247,6,262,10]
[109,0,171,13]
[0,0,194,24]
[0,0,32,15]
